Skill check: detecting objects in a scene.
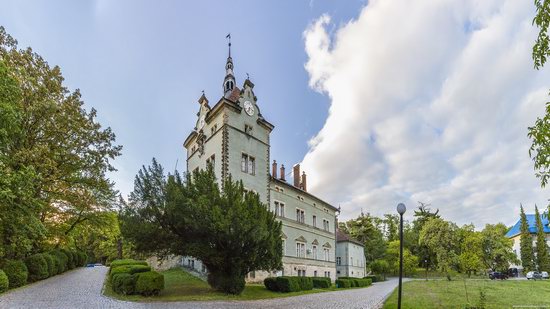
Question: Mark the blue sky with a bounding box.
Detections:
[2,0,549,226]
[0,0,366,196]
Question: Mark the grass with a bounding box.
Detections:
[408,268,487,280]
[383,279,550,308]
[103,268,367,302]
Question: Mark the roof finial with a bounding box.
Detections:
[246,72,250,80]
[226,33,231,57]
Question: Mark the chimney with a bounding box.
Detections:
[293,164,301,188]
[272,160,278,178]
[301,171,307,192]
[280,164,286,181]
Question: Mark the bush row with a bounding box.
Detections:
[364,274,384,282]
[109,259,164,296]
[0,249,87,292]
[335,277,372,288]
[264,276,331,293]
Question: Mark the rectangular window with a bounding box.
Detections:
[314,270,317,277]
[324,248,330,261]
[241,153,248,173]
[206,154,215,170]
[312,245,317,260]
[296,242,305,258]
[282,239,286,256]
[336,257,341,265]
[313,215,317,227]
[248,156,255,175]
[296,209,305,223]
[323,219,330,231]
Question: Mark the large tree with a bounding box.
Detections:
[480,224,518,272]
[534,205,550,271]
[0,26,122,256]
[458,229,483,277]
[519,205,535,272]
[529,1,550,188]
[339,212,386,265]
[121,160,283,295]
[419,218,459,280]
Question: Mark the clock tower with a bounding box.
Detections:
[183,45,274,204]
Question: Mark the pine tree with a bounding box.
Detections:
[519,205,535,272]
[535,205,550,271]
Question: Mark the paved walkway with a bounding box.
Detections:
[0,267,401,309]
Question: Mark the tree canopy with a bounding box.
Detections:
[121,160,283,294]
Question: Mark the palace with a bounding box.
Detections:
[180,45,339,282]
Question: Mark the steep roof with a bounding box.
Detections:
[336,229,363,246]
[505,214,550,238]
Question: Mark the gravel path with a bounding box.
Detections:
[0,267,402,309]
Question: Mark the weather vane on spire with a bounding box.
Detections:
[226,33,231,57]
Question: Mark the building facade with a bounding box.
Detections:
[180,48,338,282]
[335,230,366,278]
[506,213,550,273]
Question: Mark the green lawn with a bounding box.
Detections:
[383,279,550,308]
[104,268,366,302]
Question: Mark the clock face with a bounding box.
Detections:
[244,101,254,116]
[198,115,206,130]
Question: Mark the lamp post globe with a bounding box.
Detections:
[397,203,406,215]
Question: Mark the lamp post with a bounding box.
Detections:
[396,203,406,309]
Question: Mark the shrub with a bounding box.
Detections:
[61,250,76,270]
[364,275,383,282]
[275,276,301,292]
[110,265,151,281]
[312,277,331,288]
[1,260,28,288]
[50,250,68,274]
[0,270,8,293]
[298,276,313,290]
[112,273,137,295]
[76,251,88,267]
[264,277,278,291]
[43,254,56,278]
[25,254,49,282]
[110,259,148,267]
[336,278,352,288]
[135,271,164,296]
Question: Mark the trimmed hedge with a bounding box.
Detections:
[336,278,352,288]
[312,277,331,288]
[43,254,56,277]
[112,273,137,295]
[297,276,313,290]
[110,265,151,281]
[110,259,148,267]
[0,270,8,293]
[25,254,49,282]
[135,271,164,296]
[1,260,28,288]
[50,250,68,274]
[364,275,383,282]
[336,277,372,288]
[264,277,278,291]
[265,276,332,292]
[61,249,76,270]
[276,276,301,292]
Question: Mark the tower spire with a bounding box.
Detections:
[226,33,231,58]
[223,33,236,98]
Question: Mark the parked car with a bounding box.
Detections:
[542,271,549,279]
[526,271,543,280]
[508,268,518,278]
[489,271,508,280]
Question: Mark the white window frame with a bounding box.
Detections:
[312,245,317,260]
[296,208,305,224]
[296,242,305,258]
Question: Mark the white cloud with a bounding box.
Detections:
[301,0,550,226]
